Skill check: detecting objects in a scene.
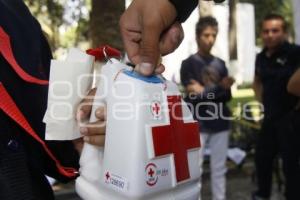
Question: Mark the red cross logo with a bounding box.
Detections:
[105,172,110,181]
[150,96,200,183]
[145,163,158,186]
[148,168,155,177]
[152,103,160,115]
[151,101,161,118]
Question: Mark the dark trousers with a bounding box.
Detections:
[255,114,300,200]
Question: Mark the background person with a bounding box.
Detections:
[180,16,234,200]
[252,14,300,200]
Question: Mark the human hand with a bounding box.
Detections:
[120,0,184,76]
[220,76,235,89]
[187,80,205,94]
[76,88,106,147]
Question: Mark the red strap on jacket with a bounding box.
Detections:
[0,27,48,85]
[0,26,77,178]
[0,83,77,178]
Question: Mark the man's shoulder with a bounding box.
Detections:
[212,56,225,65]
[288,43,300,55]
[182,54,226,68]
[181,54,200,67]
[183,54,198,62]
[288,43,300,49]
[256,50,265,62]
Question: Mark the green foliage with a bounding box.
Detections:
[24,0,295,52]
[24,0,90,51]
[24,0,125,53]
[24,0,64,27]
[239,0,294,45]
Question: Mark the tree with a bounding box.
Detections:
[89,0,125,50]
[229,0,238,60]
[25,0,126,53]
[240,0,294,44]
[24,0,64,50]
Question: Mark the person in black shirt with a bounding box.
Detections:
[180,16,234,200]
[0,0,105,199]
[252,14,300,200]
[0,0,79,199]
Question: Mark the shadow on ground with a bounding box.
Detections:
[54,159,284,200]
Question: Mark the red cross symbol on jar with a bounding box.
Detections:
[105,172,110,180]
[151,101,162,119]
[145,163,158,186]
[149,95,200,183]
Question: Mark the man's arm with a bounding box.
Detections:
[253,54,263,102]
[253,75,263,102]
[287,68,300,96]
[191,77,233,102]
[182,61,233,103]
[180,59,195,87]
[169,0,198,22]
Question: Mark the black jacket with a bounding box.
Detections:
[180,54,232,133]
[169,0,198,22]
[0,0,79,199]
[255,42,300,120]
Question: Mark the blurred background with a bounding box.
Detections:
[24,0,299,199]
[24,0,299,83]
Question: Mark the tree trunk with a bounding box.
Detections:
[229,0,238,60]
[90,0,125,50]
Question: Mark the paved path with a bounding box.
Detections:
[54,160,284,200]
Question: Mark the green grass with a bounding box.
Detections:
[228,88,263,122]
[229,88,256,111]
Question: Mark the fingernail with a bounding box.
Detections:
[138,63,154,76]
[96,109,102,117]
[83,136,89,142]
[80,127,88,135]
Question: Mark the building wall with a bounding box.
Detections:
[293,0,300,44]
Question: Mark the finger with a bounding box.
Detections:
[154,63,165,74]
[95,106,107,121]
[76,88,97,121]
[120,29,141,65]
[80,121,106,136]
[159,22,184,55]
[83,135,105,146]
[120,12,141,65]
[73,138,84,153]
[135,17,163,76]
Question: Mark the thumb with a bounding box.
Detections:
[135,20,163,76]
